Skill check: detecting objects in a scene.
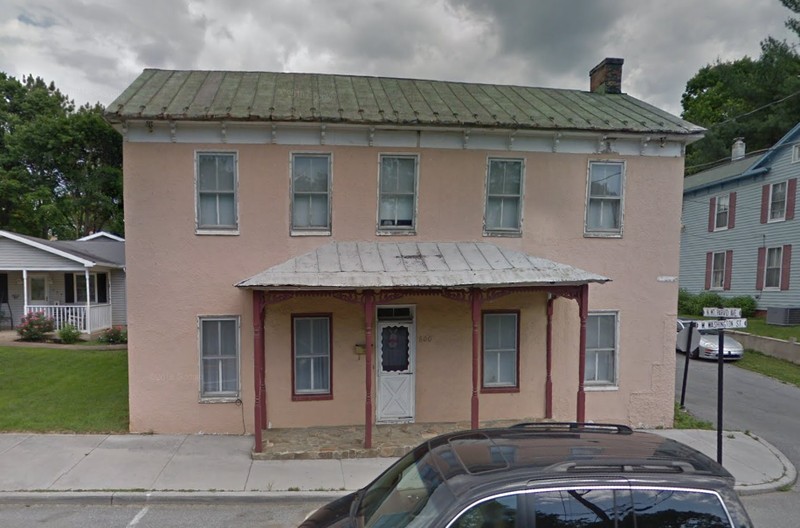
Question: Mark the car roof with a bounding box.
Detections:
[421,423,733,497]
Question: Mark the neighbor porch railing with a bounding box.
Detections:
[26,304,112,334]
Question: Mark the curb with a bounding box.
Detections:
[735,435,797,496]
[0,490,345,506]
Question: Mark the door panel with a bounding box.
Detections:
[376,322,415,422]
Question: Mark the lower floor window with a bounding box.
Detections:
[482,312,518,389]
[585,312,617,385]
[293,315,332,398]
[199,316,239,398]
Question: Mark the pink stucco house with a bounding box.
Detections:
[104,58,703,452]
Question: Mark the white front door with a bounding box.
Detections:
[376,321,415,423]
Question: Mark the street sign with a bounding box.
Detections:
[695,318,748,330]
[703,307,742,318]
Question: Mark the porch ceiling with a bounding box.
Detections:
[236,242,609,290]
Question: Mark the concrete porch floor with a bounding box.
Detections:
[253,419,532,460]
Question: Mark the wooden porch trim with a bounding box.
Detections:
[577,283,589,422]
[470,288,482,429]
[252,290,266,453]
[363,290,375,448]
[545,295,554,419]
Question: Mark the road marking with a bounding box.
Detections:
[128,506,149,527]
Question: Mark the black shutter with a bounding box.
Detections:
[98,273,108,303]
[64,273,74,303]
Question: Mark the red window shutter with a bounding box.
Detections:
[786,179,797,221]
[705,252,712,290]
[761,185,770,224]
[781,244,792,290]
[724,250,733,290]
[756,247,766,290]
[728,192,736,229]
[708,197,716,232]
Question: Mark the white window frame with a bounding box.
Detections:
[29,274,48,304]
[482,312,519,389]
[74,272,101,304]
[377,154,418,234]
[198,315,241,401]
[714,194,729,231]
[483,158,525,236]
[764,246,783,290]
[585,161,625,237]
[585,311,619,389]
[195,151,239,235]
[711,252,726,290]
[293,315,332,396]
[768,181,787,222]
[792,144,800,164]
[290,152,332,235]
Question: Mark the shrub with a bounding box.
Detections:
[677,288,694,315]
[99,326,128,344]
[17,311,55,341]
[723,296,758,318]
[58,324,82,344]
[677,290,757,318]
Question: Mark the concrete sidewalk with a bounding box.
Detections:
[0,429,794,505]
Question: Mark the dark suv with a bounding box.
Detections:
[300,423,752,528]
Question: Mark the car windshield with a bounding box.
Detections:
[357,443,453,528]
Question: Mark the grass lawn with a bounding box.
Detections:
[736,349,800,388]
[740,317,800,341]
[0,346,128,432]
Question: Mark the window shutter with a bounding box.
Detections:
[781,245,792,291]
[724,250,733,290]
[97,273,108,303]
[728,192,736,228]
[756,247,766,290]
[786,179,797,221]
[761,185,770,224]
[708,197,716,232]
[64,274,74,303]
[705,252,712,290]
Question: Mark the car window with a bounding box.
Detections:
[630,489,732,527]
[533,488,630,528]
[452,494,518,528]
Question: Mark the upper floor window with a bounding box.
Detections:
[757,244,792,291]
[482,312,519,390]
[585,161,624,236]
[765,246,783,289]
[484,159,524,235]
[585,312,617,387]
[708,192,736,232]
[715,195,729,229]
[378,155,417,232]
[711,251,726,289]
[770,181,787,221]
[793,144,800,163]
[292,154,331,233]
[293,315,332,399]
[199,316,240,399]
[196,153,237,232]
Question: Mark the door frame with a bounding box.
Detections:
[28,273,49,304]
[375,305,416,423]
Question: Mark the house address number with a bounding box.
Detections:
[418,335,432,342]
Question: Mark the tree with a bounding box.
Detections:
[681,38,800,174]
[0,73,123,238]
[781,0,800,37]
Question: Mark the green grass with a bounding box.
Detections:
[0,346,128,432]
[740,317,800,341]
[673,403,713,430]
[736,349,800,388]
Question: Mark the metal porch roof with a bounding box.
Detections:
[236,242,609,289]
[105,69,703,137]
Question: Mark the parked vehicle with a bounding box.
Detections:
[299,422,753,528]
[676,319,745,360]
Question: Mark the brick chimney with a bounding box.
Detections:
[590,58,624,94]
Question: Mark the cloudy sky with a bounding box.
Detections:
[0,0,796,116]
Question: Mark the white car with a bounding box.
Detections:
[676,319,744,360]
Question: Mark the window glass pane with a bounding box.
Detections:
[312,318,330,355]
[198,155,218,190]
[30,278,46,301]
[202,320,220,357]
[202,359,220,392]
[587,314,617,384]
[200,318,238,396]
[309,194,329,226]
[595,350,615,382]
[590,163,622,197]
[221,357,238,391]
[395,196,414,225]
[534,489,622,527]
[767,247,782,267]
[631,489,731,527]
[484,314,517,386]
[588,199,620,229]
[397,158,416,193]
[453,495,518,528]
[293,156,329,192]
[381,325,410,372]
[312,356,330,391]
[597,315,615,348]
[217,156,235,189]
[295,317,331,393]
[219,320,236,355]
[198,194,217,226]
[295,358,311,391]
[380,159,398,192]
[483,355,499,385]
[295,319,312,356]
[217,194,236,226]
[498,350,516,384]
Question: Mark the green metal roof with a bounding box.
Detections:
[105,69,703,136]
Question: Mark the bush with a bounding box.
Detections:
[58,324,82,344]
[677,288,694,315]
[722,296,758,317]
[677,290,757,317]
[99,326,127,344]
[17,311,55,341]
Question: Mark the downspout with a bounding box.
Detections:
[363,290,375,449]
[84,268,91,333]
[470,288,482,429]
[577,284,589,422]
[252,290,266,453]
[545,296,554,419]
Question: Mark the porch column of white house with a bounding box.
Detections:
[84,268,91,333]
[22,269,28,317]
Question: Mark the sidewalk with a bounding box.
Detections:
[0,429,794,505]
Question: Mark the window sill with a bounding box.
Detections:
[713,226,729,232]
[195,229,240,236]
[199,396,240,403]
[292,393,333,401]
[483,231,522,238]
[584,384,618,392]
[762,287,781,292]
[377,230,416,236]
[584,231,623,239]
[767,217,786,224]
[481,385,519,394]
[291,230,332,237]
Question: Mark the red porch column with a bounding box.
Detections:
[545,296,554,419]
[470,288,482,429]
[576,284,589,422]
[363,290,375,448]
[252,290,266,453]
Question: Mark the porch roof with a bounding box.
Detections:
[236,242,609,290]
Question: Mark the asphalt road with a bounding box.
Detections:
[675,353,800,527]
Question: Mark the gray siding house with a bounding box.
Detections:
[0,231,127,333]
[680,124,800,313]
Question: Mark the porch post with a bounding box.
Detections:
[363,290,375,449]
[545,296,554,419]
[22,269,28,318]
[470,288,482,429]
[84,269,91,333]
[252,290,266,453]
[577,284,589,422]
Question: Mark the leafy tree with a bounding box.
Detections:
[781,0,800,37]
[0,72,122,238]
